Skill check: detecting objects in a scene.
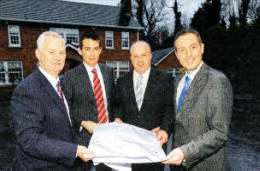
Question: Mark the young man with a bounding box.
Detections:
[162,28,233,171]
[63,29,115,171]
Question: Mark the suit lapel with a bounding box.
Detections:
[78,64,96,104]
[37,69,70,124]
[174,72,185,114]
[126,71,140,113]
[178,63,208,115]
[140,68,156,112]
[99,64,110,100]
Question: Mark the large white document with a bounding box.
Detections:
[88,123,167,171]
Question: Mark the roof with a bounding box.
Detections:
[0,0,142,30]
[152,47,174,66]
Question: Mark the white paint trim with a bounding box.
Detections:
[121,32,130,50]
[105,31,114,49]
[66,44,78,51]
[8,25,21,47]
[154,49,175,66]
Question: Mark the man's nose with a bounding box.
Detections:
[187,49,192,57]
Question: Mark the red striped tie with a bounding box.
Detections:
[92,68,107,123]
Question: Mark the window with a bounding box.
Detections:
[167,68,180,77]
[50,28,79,45]
[8,25,21,47]
[121,32,129,50]
[106,61,129,79]
[105,31,114,49]
[0,61,23,85]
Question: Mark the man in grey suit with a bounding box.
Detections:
[161,28,233,171]
[63,29,115,171]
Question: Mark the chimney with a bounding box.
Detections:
[119,0,132,26]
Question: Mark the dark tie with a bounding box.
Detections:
[177,76,190,111]
[92,68,108,123]
[56,80,64,103]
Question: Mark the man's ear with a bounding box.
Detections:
[98,47,102,56]
[78,47,82,56]
[35,48,40,61]
[201,43,205,54]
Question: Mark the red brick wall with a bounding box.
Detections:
[0,22,138,80]
[155,52,182,71]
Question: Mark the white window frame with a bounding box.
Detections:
[50,28,79,45]
[121,32,130,50]
[0,61,24,86]
[167,68,180,77]
[105,31,114,49]
[8,25,21,47]
[106,61,129,79]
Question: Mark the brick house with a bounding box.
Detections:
[0,0,142,90]
[152,47,182,77]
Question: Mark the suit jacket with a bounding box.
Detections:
[173,63,233,171]
[11,68,78,171]
[62,63,115,147]
[113,67,174,133]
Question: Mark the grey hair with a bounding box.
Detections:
[130,40,151,54]
[36,31,65,51]
[174,27,203,48]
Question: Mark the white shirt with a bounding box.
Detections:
[176,61,204,107]
[133,68,151,106]
[83,62,109,122]
[38,67,72,125]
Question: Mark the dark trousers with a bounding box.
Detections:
[132,162,164,171]
[73,159,111,171]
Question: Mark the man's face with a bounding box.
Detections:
[36,36,66,78]
[130,43,152,74]
[175,33,204,72]
[78,38,102,68]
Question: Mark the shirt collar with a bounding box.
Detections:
[38,66,59,88]
[83,62,100,73]
[185,61,203,81]
[134,67,151,79]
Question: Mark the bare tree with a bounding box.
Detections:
[239,0,250,26]
[247,0,260,21]
[133,0,166,49]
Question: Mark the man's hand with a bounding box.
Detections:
[114,118,123,124]
[151,127,168,146]
[81,121,98,134]
[162,148,184,165]
[77,145,94,162]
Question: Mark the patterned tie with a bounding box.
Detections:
[92,68,108,123]
[56,80,64,103]
[135,75,143,110]
[177,75,190,111]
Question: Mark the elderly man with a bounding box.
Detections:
[113,41,174,171]
[11,31,93,171]
[161,28,233,171]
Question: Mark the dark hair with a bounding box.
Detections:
[79,28,100,48]
[174,27,203,47]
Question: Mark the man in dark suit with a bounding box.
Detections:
[63,29,115,171]
[113,41,174,171]
[11,31,93,171]
[162,28,233,171]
